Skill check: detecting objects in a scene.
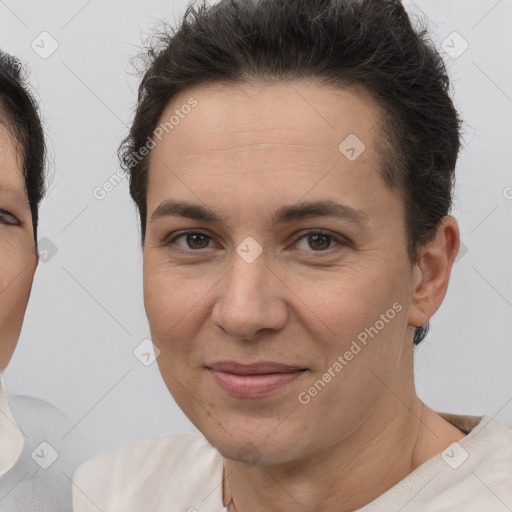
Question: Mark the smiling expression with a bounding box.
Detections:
[142,80,423,464]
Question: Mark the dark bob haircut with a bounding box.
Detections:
[119,0,463,344]
[0,50,46,243]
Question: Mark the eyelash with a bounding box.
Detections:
[164,229,348,256]
[0,209,20,226]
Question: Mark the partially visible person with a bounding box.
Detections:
[0,49,89,512]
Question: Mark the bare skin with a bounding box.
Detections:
[0,122,38,370]
[143,81,465,511]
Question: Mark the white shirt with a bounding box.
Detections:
[72,413,512,511]
[0,383,24,478]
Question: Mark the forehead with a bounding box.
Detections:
[0,121,27,201]
[146,81,394,228]
[155,81,382,159]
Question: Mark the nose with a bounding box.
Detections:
[211,249,288,341]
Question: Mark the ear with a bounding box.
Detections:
[407,216,460,329]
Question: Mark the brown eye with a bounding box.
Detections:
[166,231,213,251]
[184,233,211,250]
[294,230,346,252]
[306,234,331,251]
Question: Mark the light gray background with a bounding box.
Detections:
[0,0,511,461]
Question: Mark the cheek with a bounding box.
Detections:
[143,249,220,323]
[294,261,408,395]
[143,259,207,362]
[144,266,206,421]
[0,236,35,304]
[0,239,35,368]
[294,260,403,345]
[292,298,407,450]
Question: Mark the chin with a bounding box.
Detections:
[199,417,307,467]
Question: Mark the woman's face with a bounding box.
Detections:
[0,122,37,370]
[143,82,424,465]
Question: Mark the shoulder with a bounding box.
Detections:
[464,415,512,458]
[75,431,209,472]
[73,432,224,511]
[423,415,512,509]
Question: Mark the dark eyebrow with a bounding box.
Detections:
[150,199,368,227]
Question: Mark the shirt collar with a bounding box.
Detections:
[438,411,483,434]
[0,376,24,477]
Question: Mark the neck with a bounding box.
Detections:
[222,393,465,512]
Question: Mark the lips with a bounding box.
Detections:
[206,361,307,398]
[208,361,304,374]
